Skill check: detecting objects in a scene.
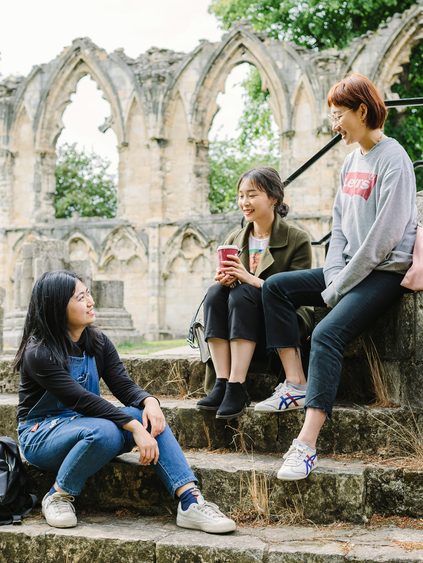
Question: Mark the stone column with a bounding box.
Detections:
[0,149,13,229]
[191,138,210,216]
[33,149,56,224]
[146,221,161,340]
[148,139,166,221]
[0,287,4,353]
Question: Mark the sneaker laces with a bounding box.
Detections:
[282,442,306,463]
[270,382,286,397]
[49,493,76,514]
[195,501,227,520]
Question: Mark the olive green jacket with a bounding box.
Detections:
[224,213,314,336]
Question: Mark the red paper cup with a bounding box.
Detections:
[217,245,239,270]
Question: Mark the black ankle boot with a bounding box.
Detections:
[216,382,250,420]
[197,378,227,411]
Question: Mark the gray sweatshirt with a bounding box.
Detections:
[322,136,417,308]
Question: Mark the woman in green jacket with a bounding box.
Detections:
[197,167,313,419]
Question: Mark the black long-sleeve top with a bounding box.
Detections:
[17,331,152,427]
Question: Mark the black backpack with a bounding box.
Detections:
[0,436,37,525]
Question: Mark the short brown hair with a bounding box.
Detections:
[327,73,387,129]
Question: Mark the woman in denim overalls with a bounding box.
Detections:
[14,270,235,533]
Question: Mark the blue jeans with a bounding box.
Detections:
[263,268,406,415]
[18,406,197,497]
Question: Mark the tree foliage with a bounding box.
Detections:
[209,0,416,50]
[209,138,279,213]
[55,143,117,219]
[208,64,280,213]
[384,41,423,186]
[209,0,422,196]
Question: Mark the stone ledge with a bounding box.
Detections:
[0,516,422,563]
[17,449,423,524]
[2,394,421,456]
[0,352,418,406]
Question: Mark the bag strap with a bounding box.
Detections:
[191,294,206,324]
[187,294,207,348]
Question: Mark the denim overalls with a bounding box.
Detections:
[18,353,196,496]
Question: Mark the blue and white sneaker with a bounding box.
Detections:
[254,381,306,412]
[277,439,318,480]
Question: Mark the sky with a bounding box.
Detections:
[0,0,248,172]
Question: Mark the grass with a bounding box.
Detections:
[361,334,394,407]
[366,406,423,466]
[116,339,187,355]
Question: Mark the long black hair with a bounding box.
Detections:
[14,270,100,371]
[237,167,289,218]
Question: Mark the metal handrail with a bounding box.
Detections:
[302,97,423,249]
[283,97,423,189]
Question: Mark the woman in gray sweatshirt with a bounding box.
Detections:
[257,73,417,480]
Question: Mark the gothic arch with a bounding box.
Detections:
[64,231,99,265]
[190,25,291,140]
[374,6,423,93]
[345,4,423,93]
[162,224,211,280]
[291,77,319,133]
[31,39,129,151]
[99,226,147,272]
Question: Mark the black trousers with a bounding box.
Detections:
[203,283,267,356]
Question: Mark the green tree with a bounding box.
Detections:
[209,0,416,50]
[208,64,280,213]
[209,0,422,184]
[208,138,279,213]
[55,143,117,219]
[384,41,423,167]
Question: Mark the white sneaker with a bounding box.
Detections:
[277,439,318,481]
[254,381,306,412]
[177,499,236,534]
[42,491,77,528]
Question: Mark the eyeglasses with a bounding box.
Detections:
[73,289,93,303]
[327,108,352,124]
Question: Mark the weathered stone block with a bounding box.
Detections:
[156,533,266,563]
[415,292,423,362]
[366,466,423,518]
[0,359,19,393]
[92,280,124,308]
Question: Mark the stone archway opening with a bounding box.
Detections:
[207,62,280,214]
[55,74,118,219]
[384,40,423,172]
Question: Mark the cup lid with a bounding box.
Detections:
[217,245,239,251]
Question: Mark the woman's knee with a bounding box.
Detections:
[205,283,228,306]
[228,283,261,308]
[311,318,344,354]
[263,272,292,300]
[88,420,124,454]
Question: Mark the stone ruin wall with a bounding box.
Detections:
[0,3,422,347]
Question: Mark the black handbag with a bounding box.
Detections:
[187,295,211,363]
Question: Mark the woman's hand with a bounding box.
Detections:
[142,397,166,438]
[122,419,159,465]
[220,255,263,288]
[214,269,237,286]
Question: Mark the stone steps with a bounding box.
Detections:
[2,392,422,524]
[1,392,422,523]
[0,515,422,563]
[2,394,421,457]
[3,438,422,524]
[0,352,404,405]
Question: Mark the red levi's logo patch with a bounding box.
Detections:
[342,172,378,200]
